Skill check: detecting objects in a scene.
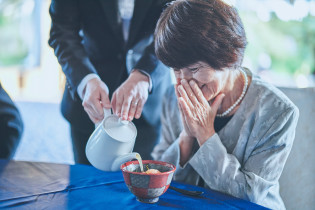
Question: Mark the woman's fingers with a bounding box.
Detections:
[177,85,194,109]
[178,97,193,137]
[180,79,199,106]
[212,93,225,114]
[175,84,180,98]
[189,80,209,105]
[178,97,194,121]
[178,99,186,122]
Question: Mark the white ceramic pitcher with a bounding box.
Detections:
[85,109,138,171]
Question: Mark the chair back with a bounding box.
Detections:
[278,87,315,210]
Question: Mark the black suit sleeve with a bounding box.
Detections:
[48,0,97,99]
[0,84,23,159]
[134,42,169,93]
[133,0,171,92]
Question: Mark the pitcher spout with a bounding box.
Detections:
[111,152,139,171]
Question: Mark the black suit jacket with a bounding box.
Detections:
[0,83,23,158]
[49,0,171,135]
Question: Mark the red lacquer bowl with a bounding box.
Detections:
[120,160,176,203]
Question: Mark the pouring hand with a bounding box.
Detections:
[111,70,149,121]
[82,77,111,124]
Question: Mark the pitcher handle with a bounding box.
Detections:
[95,108,112,128]
[103,108,111,119]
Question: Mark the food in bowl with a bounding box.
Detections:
[145,169,161,174]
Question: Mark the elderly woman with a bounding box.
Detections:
[152,0,299,209]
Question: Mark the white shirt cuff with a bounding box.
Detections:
[77,73,100,100]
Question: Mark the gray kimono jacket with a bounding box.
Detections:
[152,75,299,210]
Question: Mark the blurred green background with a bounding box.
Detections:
[0,0,28,66]
[241,9,315,77]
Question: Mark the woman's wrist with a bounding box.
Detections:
[196,129,215,146]
[179,131,195,166]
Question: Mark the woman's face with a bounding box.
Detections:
[173,61,227,102]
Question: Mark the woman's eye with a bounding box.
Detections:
[190,68,199,73]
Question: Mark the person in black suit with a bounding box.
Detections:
[0,83,23,159]
[48,0,172,164]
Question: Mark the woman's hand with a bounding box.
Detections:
[177,79,225,146]
[175,83,195,138]
[175,85,196,165]
[111,70,149,121]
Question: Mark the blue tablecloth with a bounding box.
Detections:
[0,160,267,209]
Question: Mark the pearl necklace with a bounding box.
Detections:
[216,68,248,118]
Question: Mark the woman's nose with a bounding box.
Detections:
[178,69,192,80]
